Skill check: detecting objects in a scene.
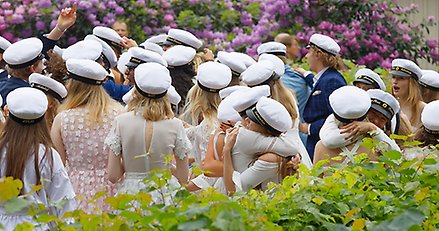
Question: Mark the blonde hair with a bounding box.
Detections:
[58,79,122,125]
[270,80,298,122]
[127,89,174,121]
[311,47,344,70]
[181,84,221,127]
[395,78,424,126]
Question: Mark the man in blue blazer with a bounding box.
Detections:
[298,34,347,159]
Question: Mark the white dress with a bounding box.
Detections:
[0,145,76,230]
[185,119,219,166]
[105,112,192,204]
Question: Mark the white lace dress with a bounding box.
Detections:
[185,119,219,166]
[105,112,192,204]
[0,145,76,230]
[59,107,123,213]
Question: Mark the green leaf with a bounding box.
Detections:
[371,209,424,231]
[384,150,402,160]
[4,197,32,214]
[177,216,210,230]
[424,158,437,165]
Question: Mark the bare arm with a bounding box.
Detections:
[50,114,67,166]
[107,150,125,183]
[173,155,189,184]
[223,127,239,195]
[202,131,225,177]
[46,3,77,41]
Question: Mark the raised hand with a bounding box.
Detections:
[57,2,77,32]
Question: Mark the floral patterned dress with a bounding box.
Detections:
[59,107,123,213]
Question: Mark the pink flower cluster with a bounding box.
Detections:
[0,0,437,67]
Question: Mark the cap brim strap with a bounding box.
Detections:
[135,83,167,99]
[67,71,104,85]
[197,80,222,93]
[10,113,45,125]
[246,106,281,135]
[168,62,193,69]
[30,82,64,102]
[355,75,380,89]
[391,66,419,80]
[95,35,124,53]
[166,37,197,50]
[7,54,42,69]
[371,98,395,118]
[424,127,439,135]
[419,80,439,91]
[333,112,368,124]
[266,51,286,56]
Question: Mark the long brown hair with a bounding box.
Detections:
[0,118,53,195]
[58,79,122,126]
[392,77,424,126]
[270,79,298,122]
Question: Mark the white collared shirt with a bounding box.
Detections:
[312,67,329,87]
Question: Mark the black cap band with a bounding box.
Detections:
[246,106,282,136]
[135,83,167,99]
[166,37,197,50]
[391,66,419,80]
[67,71,104,85]
[249,72,277,87]
[425,127,439,135]
[354,75,380,89]
[95,35,124,53]
[371,98,395,118]
[265,51,286,56]
[30,82,64,102]
[333,112,368,124]
[307,43,336,56]
[197,80,222,93]
[418,80,439,91]
[0,48,5,53]
[7,54,42,69]
[10,113,45,125]
[168,62,193,69]
[217,60,242,77]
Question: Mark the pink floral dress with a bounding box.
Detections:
[59,107,123,213]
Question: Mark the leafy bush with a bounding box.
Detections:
[1,139,438,230]
[0,0,437,68]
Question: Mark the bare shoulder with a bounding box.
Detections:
[258,153,281,163]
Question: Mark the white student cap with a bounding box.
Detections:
[163,45,196,67]
[117,51,131,74]
[168,85,181,106]
[166,28,203,50]
[93,26,125,53]
[29,73,68,102]
[329,86,371,123]
[134,62,172,98]
[62,40,103,61]
[419,70,439,91]
[196,62,231,93]
[353,68,386,91]
[7,87,48,125]
[232,85,271,116]
[66,59,107,85]
[217,91,242,124]
[258,53,285,77]
[257,42,287,56]
[53,45,65,56]
[231,52,256,68]
[126,47,167,68]
[367,89,400,121]
[306,33,340,55]
[217,51,247,76]
[145,34,168,46]
[219,85,249,99]
[241,60,276,87]
[389,58,422,80]
[138,41,164,55]
[0,36,12,53]
[421,100,439,134]
[84,34,117,68]
[4,37,43,69]
[246,97,292,134]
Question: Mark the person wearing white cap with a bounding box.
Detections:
[0,36,12,83]
[414,100,439,147]
[84,34,132,103]
[319,89,402,153]
[314,86,378,165]
[166,28,203,50]
[0,88,76,230]
[51,59,124,212]
[297,33,347,159]
[29,73,67,129]
[105,63,190,203]
[145,34,168,47]
[223,97,301,194]
[216,51,247,86]
[138,41,164,55]
[93,26,125,57]
[124,47,167,86]
[182,62,232,166]
[419,70,439,103]
[353,68,386,91]
[390,58,425,132]
[163,45,197,112]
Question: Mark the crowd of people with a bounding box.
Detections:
[0,3,438,229]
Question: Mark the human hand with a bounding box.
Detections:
[121,37,138,49]
[340,121,378,141]
[224,127,239,150]
[299,122,309,134]
[203,48,214,61]
[56,3,77,32]
[295,67,306,75]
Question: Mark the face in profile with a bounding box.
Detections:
[367,108,389,130]
[354,82,377,91]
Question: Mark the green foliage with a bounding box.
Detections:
[0,141,438,230]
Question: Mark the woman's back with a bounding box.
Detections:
[106,111,191,172]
